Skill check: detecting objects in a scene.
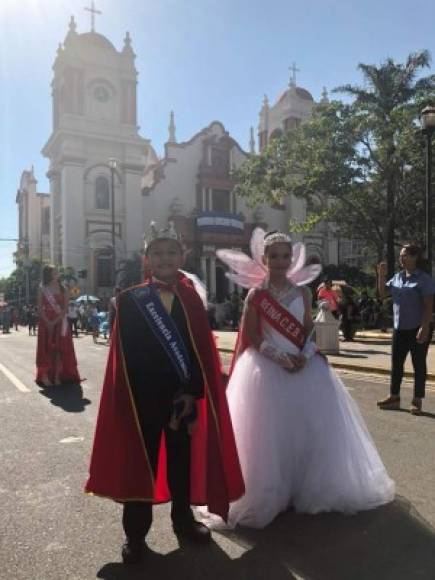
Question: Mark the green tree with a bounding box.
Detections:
[336,50,435,274]
[0,259,43,306]
[58,266,77,289]
[234,51,435,275]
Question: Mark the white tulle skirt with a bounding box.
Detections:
[214,347,394,529]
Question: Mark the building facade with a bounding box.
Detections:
[142,120,293,300]
[40,17,155,297]
[16,19,347,298]
[16,168,51,263]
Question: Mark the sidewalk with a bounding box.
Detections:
[214,330,435,382]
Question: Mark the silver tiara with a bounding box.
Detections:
[263,232,292,248]
[144,221,181,250]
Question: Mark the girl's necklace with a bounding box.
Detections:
[268,280,295,301]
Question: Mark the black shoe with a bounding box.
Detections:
[173,519,211,544]
[121,540,147,565]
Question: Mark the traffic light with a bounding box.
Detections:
[78,269,87,279]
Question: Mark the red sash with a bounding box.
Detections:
[252,289,306,349]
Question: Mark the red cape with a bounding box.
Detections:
[85,272,244,520]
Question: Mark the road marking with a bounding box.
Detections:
[0,362,31,393]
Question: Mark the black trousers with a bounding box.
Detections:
[67,317,78,337]
[390,326,433,399]
[122,420,192,542]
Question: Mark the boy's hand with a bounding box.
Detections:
[178,394,195,418]
[169,394,195,431]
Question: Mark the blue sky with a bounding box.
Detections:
[1,0,435,277]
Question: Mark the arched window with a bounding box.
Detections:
[95,175,110,210]
[284,117,300,131]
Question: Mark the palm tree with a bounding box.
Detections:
[335,51,435,276]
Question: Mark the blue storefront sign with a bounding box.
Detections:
[196,211,245,233]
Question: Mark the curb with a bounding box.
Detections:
[329,361,435,382]
[217,347,435,382]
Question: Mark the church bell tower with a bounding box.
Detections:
[42,8,151,294]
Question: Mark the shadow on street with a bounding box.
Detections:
[38,382,91,413]
[96,497,435,580]
[381,407,435,420]
[354,339,392,346]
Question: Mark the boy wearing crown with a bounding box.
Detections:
[85,222,244,565]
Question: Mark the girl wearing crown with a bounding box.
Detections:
[213,229,394,528]
[36,264,81,386]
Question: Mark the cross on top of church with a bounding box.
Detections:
[289,62,300,87]
[84,1,102,32]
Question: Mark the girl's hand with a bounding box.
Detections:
[281,353,304,372]
[295,354,307,370]
[281,354,296,371]
[285,354,306,372]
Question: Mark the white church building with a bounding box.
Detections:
[16,16,340,299]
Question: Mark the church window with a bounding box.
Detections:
[211,189,231,213]
[94,86,110,103]
[284,117,300,131]
[211,148,229,172]
[42,207,50,235]
[95,176,110,210]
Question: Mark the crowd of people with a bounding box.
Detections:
[1,298,114,339]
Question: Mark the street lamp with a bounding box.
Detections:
[23,258,31,304]
[108,158,119,286]
[420,105,435,275]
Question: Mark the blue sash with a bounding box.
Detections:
[129,284,191,384]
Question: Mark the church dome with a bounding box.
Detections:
[78,32,117,52]
[294,87,314,101]
[276,86,314,104]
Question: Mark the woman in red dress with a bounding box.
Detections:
[36,265,80,387]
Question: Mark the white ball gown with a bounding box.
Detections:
[219,287,394,529]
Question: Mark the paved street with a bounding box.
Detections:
[1,329,435,580]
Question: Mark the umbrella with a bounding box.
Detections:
[75,295,100,303]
